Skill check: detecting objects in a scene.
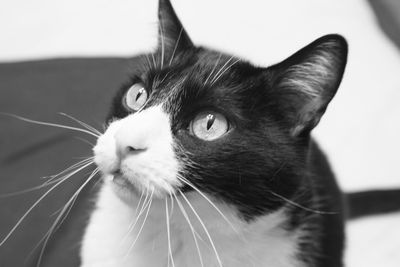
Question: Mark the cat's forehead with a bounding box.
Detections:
[148,50,242,84]
[143,49,261,106]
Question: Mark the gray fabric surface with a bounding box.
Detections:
[0,58,134,266]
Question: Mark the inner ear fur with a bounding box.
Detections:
[268,34,348,136]
[157,0,193,61]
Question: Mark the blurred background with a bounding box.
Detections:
[0,0,399,266]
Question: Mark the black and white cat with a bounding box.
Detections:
[80,1,397,267]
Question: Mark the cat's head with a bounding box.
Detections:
[93,0,347,220]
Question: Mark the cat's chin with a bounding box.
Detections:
[108,173,174,202]
[112,173,140,194]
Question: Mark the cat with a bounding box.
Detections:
[79,0,400,267]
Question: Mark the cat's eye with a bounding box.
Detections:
[124,83,148,111]
[190,112,229,141]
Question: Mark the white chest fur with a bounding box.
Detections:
[80,181,303,267]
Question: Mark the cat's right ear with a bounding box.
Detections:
[267,34,348,137]
[158,0,193,57]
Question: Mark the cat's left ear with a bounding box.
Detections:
[158,0,193,58]
[268,34,348,136]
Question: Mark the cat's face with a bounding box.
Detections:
[93,0,347,220]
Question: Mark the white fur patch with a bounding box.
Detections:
[81,182,304,267]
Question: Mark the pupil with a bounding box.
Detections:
[135,88,144,101]
[206,114,215,130]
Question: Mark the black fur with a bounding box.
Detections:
[105,0,349,266]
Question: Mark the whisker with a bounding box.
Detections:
[176,175,238,234]
[0,158,94,198]
[159,71,171,86]
[267,190,337,215]
[151,53,157,69]
[165,196,176,267]
[204,53,222,85]
[169,27,183,66]
[136,94,152,113]
[0,161,93,246]
[0,113,100,138]
[137,191,152,218]
[126,188,154,254]
[143,55,153,71]
[24,192,80,267]
[120,190,147,246]
[36,168,99,267]
[88,175,104,192]
[209,56,234,85]
[73,136,96,147]
[134,191,146,217]
[159,23,165,69]
[211,58,241,85]
[48,191,79,218]
[173,193,204,267]
[58,112,102,136]
[169,191,175,217]
[43,157,94,184]
[172,193,203,240]
[178,190,223,267]
[50,167,99,220]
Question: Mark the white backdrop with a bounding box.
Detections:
[1,0,400,266]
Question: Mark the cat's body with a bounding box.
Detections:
[80,0,351,266]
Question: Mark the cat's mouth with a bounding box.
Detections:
[109,172,133,196]
[111,170,142,195]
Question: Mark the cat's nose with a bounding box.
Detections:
[114,130,148,158]
[113,112,155,158]
[113,106,170,159]
[117,143,147,157]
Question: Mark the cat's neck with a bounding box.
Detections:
[81,178,304,267]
